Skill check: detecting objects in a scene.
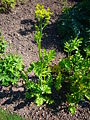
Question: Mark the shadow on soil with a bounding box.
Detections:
[18,18,64,52]
[18,0,90,54]
[0,77,90,114]
[0,84,33,111]
[18,19,35,36]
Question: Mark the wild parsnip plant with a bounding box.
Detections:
[34,4,52,60]
[55,37,90,114]
[25,4,56,106]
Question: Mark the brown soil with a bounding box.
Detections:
[0,0,90,120]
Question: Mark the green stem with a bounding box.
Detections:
[40,62,43,86]
[37,18,43,86]
[38,19,43,61]
[44,69,45,81]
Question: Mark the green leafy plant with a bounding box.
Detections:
[24,4,56,106]
[0,31,23,86]
[57,0,90,49]
[0,108,24,120]
[0,54,23,86]
[56,37,90,114]
[0,0,16,12]
[0,31,7,56]
[34,3,52,60]
[26,49,56,106]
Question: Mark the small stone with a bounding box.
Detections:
[12,87,24,92]
[17,81,23,87]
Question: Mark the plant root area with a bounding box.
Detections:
[0,0,90,120]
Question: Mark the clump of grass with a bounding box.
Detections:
[0,108,24,120]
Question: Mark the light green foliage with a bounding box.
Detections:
[57,37,90,114]
[34,4,52,60]
[68,103,76,115]
[0,108,24,120]
[64,37,83,54]
[25,4,56,106]
[0,0,16,12]
[26,49,56,106]
[35,4,52,28]
[0,31,7,55]
[0,31,23,86]
[0,54,23,86]
[2,0,16,8]
[55,71,62,91]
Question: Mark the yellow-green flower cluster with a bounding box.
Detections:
[35,4,52,25]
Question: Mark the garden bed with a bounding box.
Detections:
[0,0,90,120]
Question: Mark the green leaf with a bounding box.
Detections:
[40,85,51,94]
[55,72,62,90]
[85,94,90,101]
[68,105,76,115]
[35,96,45,106]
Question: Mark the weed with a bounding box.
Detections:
[24,4,56,106]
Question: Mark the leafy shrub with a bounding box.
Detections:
[24,4,56,106]
[0,31,23,86]
[57,0,90,49]
[0,54,23,86]
[54,37,90,114]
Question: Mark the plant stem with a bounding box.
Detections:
[40,62,43,86]
[38,19,43,61]
[38,18,43,86]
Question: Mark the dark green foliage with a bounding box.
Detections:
[55,37,90,114]
[57,0,90,49]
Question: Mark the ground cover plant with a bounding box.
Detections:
[0,0,16,12]
[0,0,26,12]
[0,31,23,86]
[0,108,24,120]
